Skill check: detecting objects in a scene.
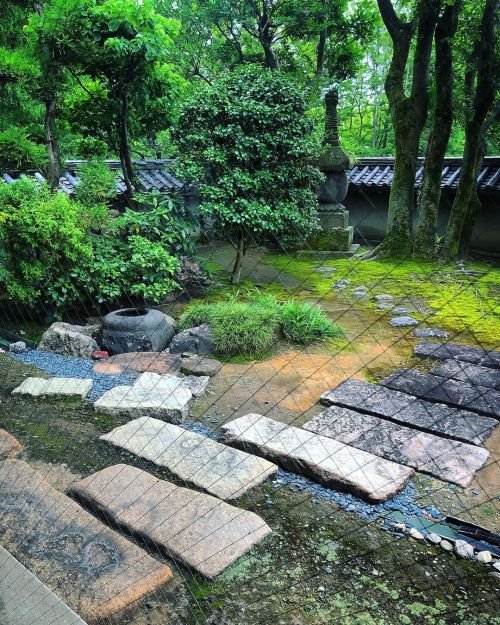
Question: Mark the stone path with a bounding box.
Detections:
[100,417,277,500]
[0,545,87,625]
[12,377,93,399]
[0,460,173,623]
[320,378,496,445]
[69,464,272,579]
[303,407,490,487]
[382,369,500,419]
[94,372,192,423]
[0,428,22,459]
[431,359,500,390]
[414,341,500,368]
[221,414,414,502]
[93,351,182,375]
[179,355,222,377]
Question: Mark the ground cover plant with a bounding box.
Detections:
[180,293,343,357]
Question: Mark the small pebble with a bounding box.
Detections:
[454,540,475,560]
[426,533,442,545]
[440,540,453,552]
[476,551,492,564]
[409,527,425,540]
[492,561,500,572]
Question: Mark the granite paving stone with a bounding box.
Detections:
[69,464,272,579]
[12,377,93,399]
[389,316,419,328]
[100,416,278,499]
[320,378,496,444]
[179,355,222,377]
[382,369,500,418]
[0,428,22,459]
[303,406,490,487]
[0,460,173,623]
[220,414,414,502]
[414,341,500,368]
[93,351,182,375]
[412,328,449,339]
[431,359,500,390]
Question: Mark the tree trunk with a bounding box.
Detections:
[414,1,460,257]
[231,230,246,284]
[259,11,279,71]
[118,87,135,198]
[44,99,61,191]
[443,0,498,259]
[315,28,327,77]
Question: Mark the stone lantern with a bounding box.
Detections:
[305,88,359,257]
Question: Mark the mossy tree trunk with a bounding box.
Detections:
[231,229,250,284]
[367,0,439,258]
[443,0,498,259]
[414,1,461,257]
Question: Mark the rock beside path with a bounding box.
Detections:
[389,316,419,328]
[179,355,222,377]
[168,324,213,356]
[38,322,98,359]
[93,351,181,376]
[0,460,173,623]
[412,328,449,339]
[100,416,278,500]
[0,429,22,459]
[221,414,414,503]
[12,376,93,399]
[69,464,272,579]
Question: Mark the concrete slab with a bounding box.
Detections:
[0,428,22,459]
[100,417,277,500]
[321,378,497,445]
[431,359,500,390]
[69,464,272,579]
[12,377,93,399]
[414,341,500,368]
[0,460,173,623]
[0,545,87,625]
[304,407,490,487]
[93,351,181,375]
[382,369,500,418]
[94,372,192,423]
[221,414,414,502]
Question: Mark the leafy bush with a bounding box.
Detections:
[0,128,47,171]
[180,294,341,357]
[74,159,116,207]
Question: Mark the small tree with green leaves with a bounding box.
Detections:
[175,66,322,283]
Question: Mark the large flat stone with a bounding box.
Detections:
[69,464,272,579]
[93,351,182,375]
[414,341,500,368]
[100,417,277,500]
[94,372,192,423]
[382,369,500,418]
[0,545,87,625]
[431,359,500,390]
[179,355,222,377]
[321,379,497,445]
[0,428,22,459]
[0,460,173,623]
[12,377,93,399]
[303,407,490,487]
[220,414,414,502]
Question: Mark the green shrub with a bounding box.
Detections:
[0,128,47,171]
[180,294,341,357]
[74,159,116,208]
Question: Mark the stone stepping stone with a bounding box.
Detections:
[12,377,92,399]
[0,428,22,459]
[374,294,394,303]
[412,328,449,339]
[220,414,414,502]
[94,372,192,423]
[69,464,272,579]
[181,375,210,397]
[303,407,490,487]
[389,316,419,328]
[0,544,88,625]
[100,417,277,500]
[0,460,172,623]
[382,369,500,419]
[93,351,181,375]
[321,379,496,445]
[179,355,222,377]
[414,341,500,369]
[431,360,500,390]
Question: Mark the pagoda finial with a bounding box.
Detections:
[324,88,340,147]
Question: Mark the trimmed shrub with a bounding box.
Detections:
[279,301,343,344]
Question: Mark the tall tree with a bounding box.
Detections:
[414,0,461,257]
[443,0,499,258]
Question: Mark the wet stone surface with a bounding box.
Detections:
[414,341,500,368]
[431,359,500,390]
[303,406,490,487]
[0,460,173,623]
[320,378,497,444]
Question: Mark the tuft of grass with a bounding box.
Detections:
[179,293,341,357]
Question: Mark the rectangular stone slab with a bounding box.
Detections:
[303,407,490,487]
[220,414,414,502]
[0,460,173,623]
[0,545,87,625]
[414,341,500,368]
[382,369,500,419]
[100,417,278,500]
[0,428,22,459]
[431,360,500,390]
[12,377,93,399]
[321,378,497,445]
[69,464,272,579]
